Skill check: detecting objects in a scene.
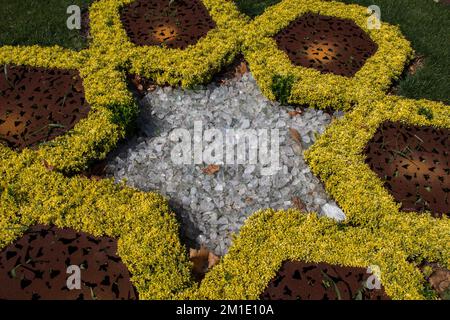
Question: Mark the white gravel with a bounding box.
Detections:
[105,73,345,256]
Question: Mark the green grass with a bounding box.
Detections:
[0,0,449,103]
[235,0,450,104]
[0,0,92,50]
[340,0,450,104]
[234,0,281,17]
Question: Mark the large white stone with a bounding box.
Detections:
[321,203,346,222]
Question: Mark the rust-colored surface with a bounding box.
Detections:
[0,225,138,300]
[120,0,216,49]
[365,122,449,217]
[274,13,378,77]
[260,261,390,300]
[0,65,90,150]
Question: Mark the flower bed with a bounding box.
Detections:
[189,209,431,300]
[0,0,447,300]
[243,0,413,109]
[364,122,449,217]
[0,65,91,150]
[0,225,137,300]
[260,262,390,300]
[273,13,378,77]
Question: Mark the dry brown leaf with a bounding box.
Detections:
[288,110,302,117]
[147,84,157,92]
[292,196,307,212]
[289,128,303,146]
[190,247,209,275]
[202,164,220,175]
[42,159,54,172]
[73,82,84,93]
[237,62,248,75]
[137,84,144,91]
[408,55,425,76]
[429,268,450,294]
[208,251,220,269]
[190,246,220,282]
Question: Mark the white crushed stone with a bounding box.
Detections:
[105,73,344,256]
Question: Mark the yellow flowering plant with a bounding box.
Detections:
[0,0,446,300]
[243,0,413,110]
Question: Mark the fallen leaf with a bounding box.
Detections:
[73,82,84,93]
[190,247,210,273]
[236,62,248,75]
[208,251,220,269]
[289,128,303,146]
[42,159,54,172]
[408,55,425,76]
[292,196,307,212]
[429,268,450,295]
[202,164,220,175]
[137,84,144,91]
[245,197,254,204]
[190,246,220,282]
[288,110,302,117]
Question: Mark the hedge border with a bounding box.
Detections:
[88,0,246,87]
[0,156,195,299]
[305,96,450,267]
[0,45,135,173]
[188,209,431,300]
[243,0,414,110]
[0,0,447,300]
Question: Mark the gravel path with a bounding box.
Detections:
[105,73,345,256]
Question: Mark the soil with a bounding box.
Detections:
[78,159,108,180]
[274,13,378,77]
[0,65,90,150]
[120,0,216,49]
[364,122,449,217]
[0,225,137,300]
[260,261,390,300]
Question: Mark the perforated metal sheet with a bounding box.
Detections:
[0,225,137,300]
[274,13,378,77]
[365,122,449,217]
[0,65,90,150]
[260,261,390,300]
[120,0,216,49]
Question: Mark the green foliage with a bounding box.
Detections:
[339,0,450,104]
[234,0,281,18]
[0,0,93,50]
[441,288,450,300]
[0,0,448,300]
[421,281,439,300]
[271,74,295,105]
[418,106,434,120]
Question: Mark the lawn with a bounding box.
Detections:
[235,0,450,104]
[1,0,449,103]
[0,0,92,50]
